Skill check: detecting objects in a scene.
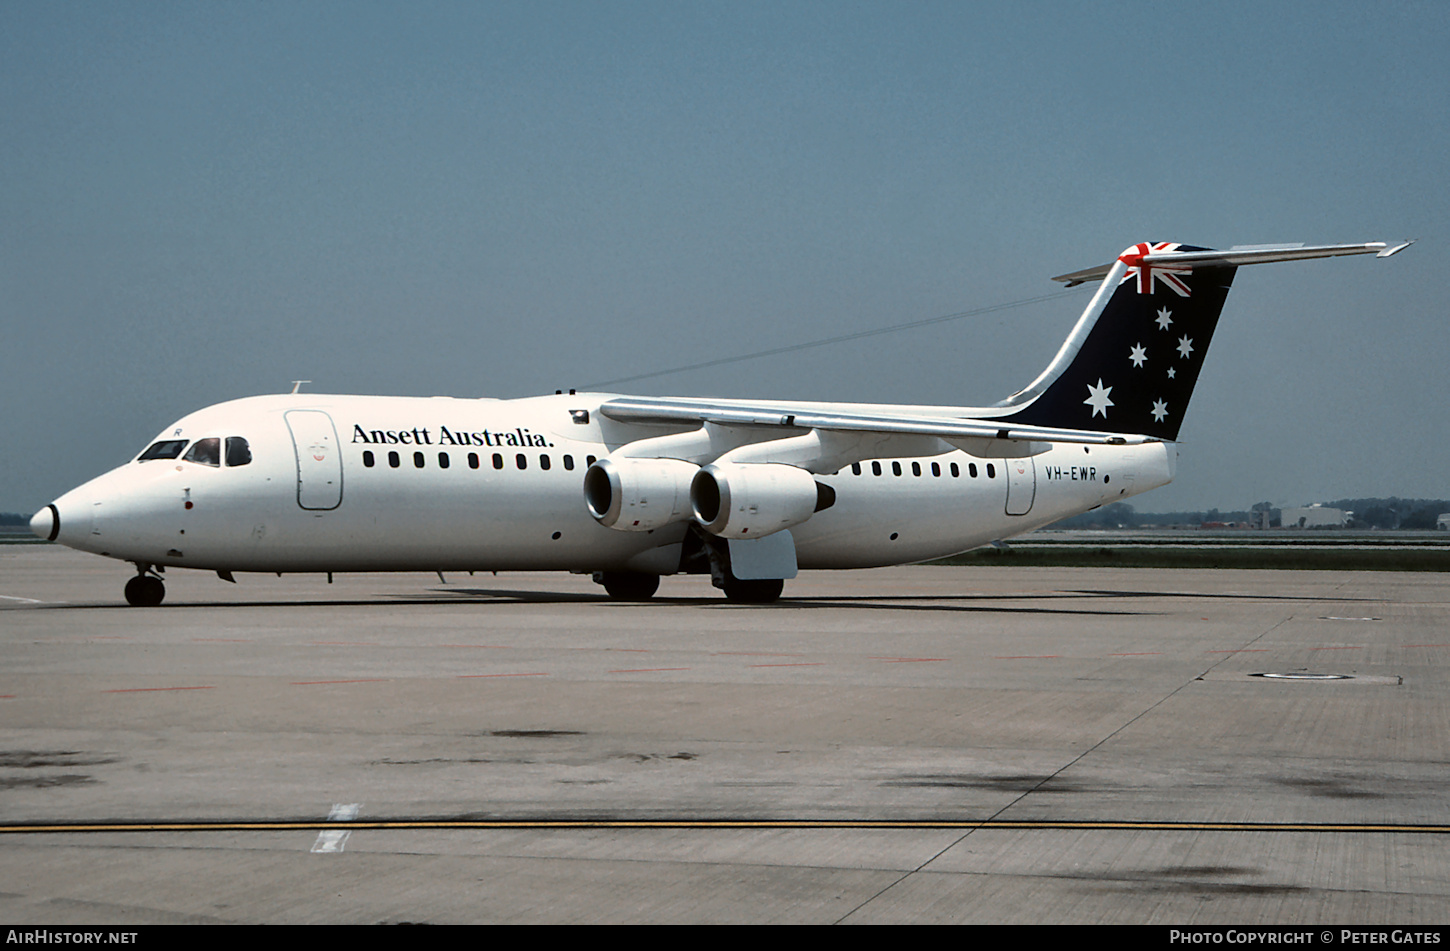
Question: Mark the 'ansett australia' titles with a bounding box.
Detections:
[351,424,552,448]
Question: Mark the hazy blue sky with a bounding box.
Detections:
[4,1,1447,514]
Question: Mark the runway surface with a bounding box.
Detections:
[2,546,1447,924]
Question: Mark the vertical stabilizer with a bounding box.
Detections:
[997,242,1235,441]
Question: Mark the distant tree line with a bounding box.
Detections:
[1326,498,1450,530]
[0,513,31,527]
[1047,499,1450,530]
[1046,503,1249,529]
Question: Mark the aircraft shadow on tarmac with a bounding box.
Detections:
[24,583,1379,613]
[1067,588,1382,603]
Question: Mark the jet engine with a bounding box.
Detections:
[584,457,698,531]
[690,462,833,537]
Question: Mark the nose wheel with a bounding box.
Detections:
[124,572,166,607]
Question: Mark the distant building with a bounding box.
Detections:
[1281,505,1348,529]
[1437,513,1450,531]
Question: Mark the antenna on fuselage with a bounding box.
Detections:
[290,380,312,394]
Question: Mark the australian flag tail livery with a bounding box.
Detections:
[996,243,1233,442]
[992,241,1410,442]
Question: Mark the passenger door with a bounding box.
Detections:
[1004,456,1036,516]
[285,410,343,510]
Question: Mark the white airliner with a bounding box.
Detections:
[31,240,1408,606]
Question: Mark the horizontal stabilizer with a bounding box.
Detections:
[1052,241,1401,286]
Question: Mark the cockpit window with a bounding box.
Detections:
[138,440,188,461]
[225,436,252,467]
[183,437,221,467]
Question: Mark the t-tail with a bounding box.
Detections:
[992,240,1411,441]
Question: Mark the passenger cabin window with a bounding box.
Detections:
[139,439,188,461]
[363,451,375,468]
[183,437,221,467]
[225,437,252,467]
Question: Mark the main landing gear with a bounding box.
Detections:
[594,570,783,603]
[701,529,785,604]
[124,565,165,607]
[719,577,784,604]
[592,528,790,603]
[595,571,661,601]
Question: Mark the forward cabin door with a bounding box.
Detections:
[286,410,343,510]
[1004,456,1036,516]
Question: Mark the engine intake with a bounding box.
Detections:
[691,463,828,537]
[584,457,698,531]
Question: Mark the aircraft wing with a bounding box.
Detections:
[597,396,1151,446]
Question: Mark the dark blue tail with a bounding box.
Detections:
[995,242,1237,442]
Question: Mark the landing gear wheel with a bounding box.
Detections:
[721,577,784,604]
[124,575,166,607]
[599,571,660,601]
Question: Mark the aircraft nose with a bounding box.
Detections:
[30,504,59,542]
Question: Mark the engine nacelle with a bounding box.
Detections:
[584,457,698,531]
[691,462,828,537]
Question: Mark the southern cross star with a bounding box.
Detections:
[1177,335,1194,359]
[1084,378,1115,418]
[1151,399,1169,423]
[1155,307,1173,331]
[1129,343,1147,368]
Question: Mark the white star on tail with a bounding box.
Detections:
[1151,399,1169,423]
[1177,335,1194,359]
[1129,343,1147,368]
[1084,379,1115,418]
[1155,307,1173,331]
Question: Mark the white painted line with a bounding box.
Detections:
[0,595,44,604]
[311,802,361,853]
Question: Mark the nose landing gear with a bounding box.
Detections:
[124,565,166,607]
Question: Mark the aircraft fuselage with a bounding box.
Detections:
[44,393,1172,577]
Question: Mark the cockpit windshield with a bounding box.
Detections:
[139,435,252,466]
[225,436,252,466]
[183,437,221,467]
[138,440,188,461]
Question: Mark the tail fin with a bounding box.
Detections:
[995,241,1404,441]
